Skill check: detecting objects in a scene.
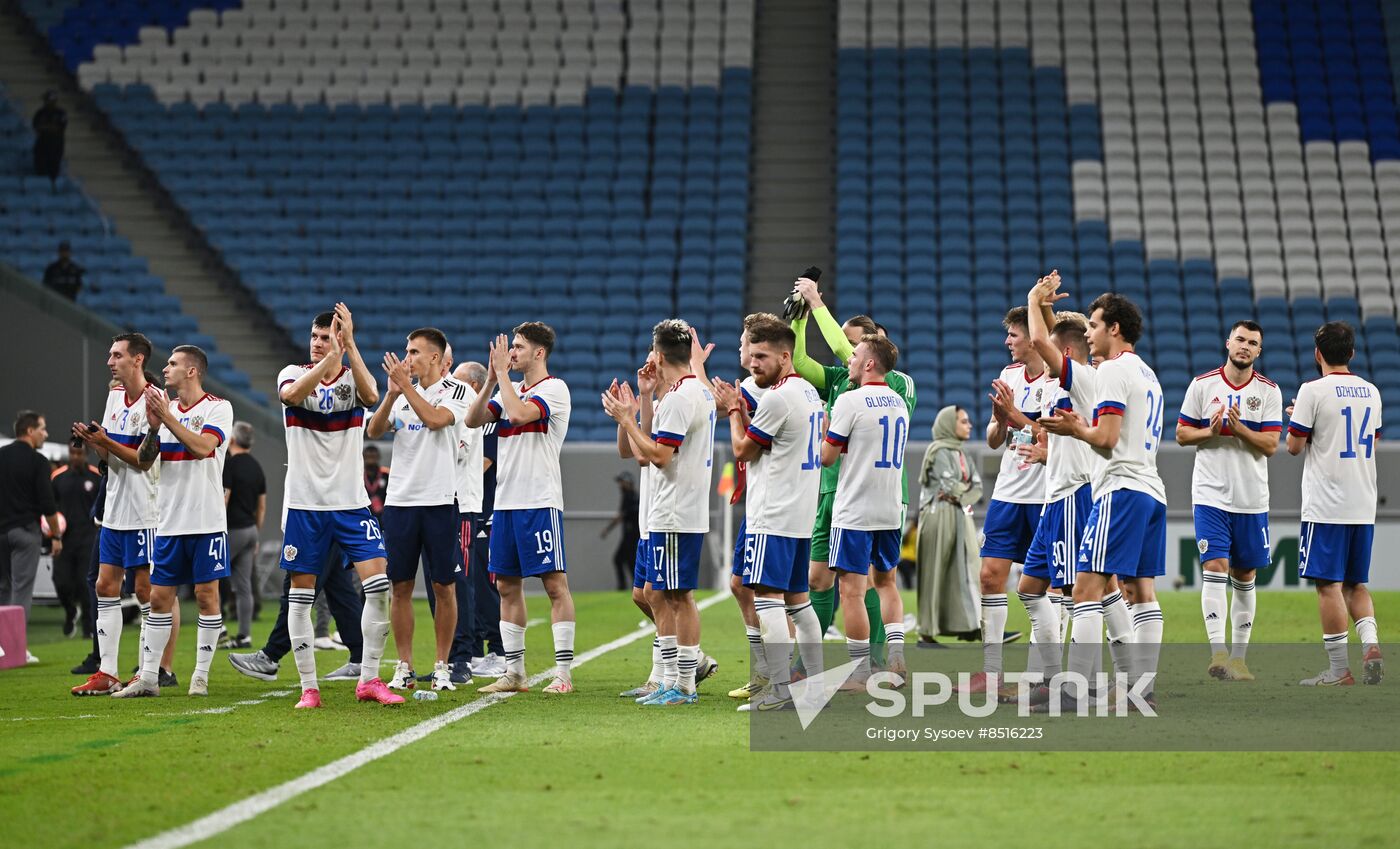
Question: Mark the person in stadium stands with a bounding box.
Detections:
[366,328,469,693]
[0,410,63,656]
[42,240,84,301]
[954,306,1043,695]
[221,421,265,650]
[603,320,716,706]
[1287,321,1384,686]
[1003,274,1130,704]
[363,444,389,518]
[464,322,577,694]
[786,278,918,658]
[31,91,66,189]
[273,305,400,708]
[711,320,825,712]
[819,334,910,683]
[113,345,233,698]
[601,471,641,591]
[51,437,100,638]
[71,334,163,695]
[914,405,981,644]
[1176,320,1281,682]
[1039,293,1167,711]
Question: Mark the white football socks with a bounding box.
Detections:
[500,620,527,678]
[1229,577,1256,659]
[360,574,392,684]
[552,620,576,682]
[981,593,1008,676]
[97,596,122,677]
[288,587,318,690]
[1201,571,1228,655]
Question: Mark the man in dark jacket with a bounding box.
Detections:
[50,438,100,637]
[0,411,63,662]
[32,92,66,189]
[42,241,84,301]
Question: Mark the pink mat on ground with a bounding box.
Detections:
[0,605,27,669]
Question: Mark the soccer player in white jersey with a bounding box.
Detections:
[366,327,472,692]
[1176,320,1282,682]
[603,320,716,705]
[726,313,781,701]
[71,333,163,696]
[465,321,577,695]
[276,306,401,708]
[1287,321,1384,686]
[614,353,666,699]
[1041,293,1167,710]
[820,334,909,682]
[962,307,1045,694]
[711,320,825,712]
[112,345,233,698]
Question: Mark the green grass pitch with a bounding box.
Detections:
[2,590,1397,849]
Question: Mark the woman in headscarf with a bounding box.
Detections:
[915,405,983,643]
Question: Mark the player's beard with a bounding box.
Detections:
[1228,353,1254,371]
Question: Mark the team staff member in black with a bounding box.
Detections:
[0,411,63,654]
[51,438,100,637]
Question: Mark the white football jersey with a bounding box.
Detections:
[1290,372,1382,524]
[452,383,485,514]
[1042,356,1101,503]
[989,363,1048,504]
[648,375,716,534]
[100,385,159,530]
[826,381,909,530]
[1178,368,1283,514]
[156,393,234,536]
[488,375,570,511]
[745,374,824,537]
[739,376,765,413]
[385,376,472,508]
[279,364,370,511]
[1090,351,1167,504]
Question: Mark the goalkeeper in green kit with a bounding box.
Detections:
[787,275,916,662]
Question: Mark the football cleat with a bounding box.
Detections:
[187,675,209,697]
[620,681,660,699]
[650,688,698,706]
[431,661,456,692]
[387,661,416,690]
[753,691,795,712]
[111,677,159,698]
[728,676,769,699]
[1363,646,1383,685]
[640,686,679,705]
[71,671,122,696]
[1300,668,1355,686]
[478,672,530,693]
[228,650,280,682]
[954,671,996,694]
[1208,651,1230,680]
[295,688,322,709]
[355,678,405,704]
[542,677,574,694]
[1225,657,1254,681]
[696,655,719,683]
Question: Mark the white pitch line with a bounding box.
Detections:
[124,592,731,849]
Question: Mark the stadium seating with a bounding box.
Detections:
[32,0,754,438]
[0,82,260,399]
[836,0,1400,434]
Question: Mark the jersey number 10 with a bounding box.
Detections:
[874,415,907,469]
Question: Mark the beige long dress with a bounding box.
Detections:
[915,435,983,640]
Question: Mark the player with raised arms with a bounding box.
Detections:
[711,320,825,712]
[1287,321,1383,686]
[1176,320,1282,681]
[366,327,471,693]
[820,333,910,683]
[603,320,716,705]
[1040,293,1167,711]
[275,305,401,708]
[70,333,162,696]
[112,345,232,698]
[960,306,1045,694]
[464,322,577,695]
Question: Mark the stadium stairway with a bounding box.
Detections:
[747,0,835,309]
[0,0,295,403]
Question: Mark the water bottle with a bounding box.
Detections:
[1012,425,1034,470]
[412,690,439,701]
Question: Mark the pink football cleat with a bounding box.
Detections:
[295,688,322,709]
[355,678,405,705]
